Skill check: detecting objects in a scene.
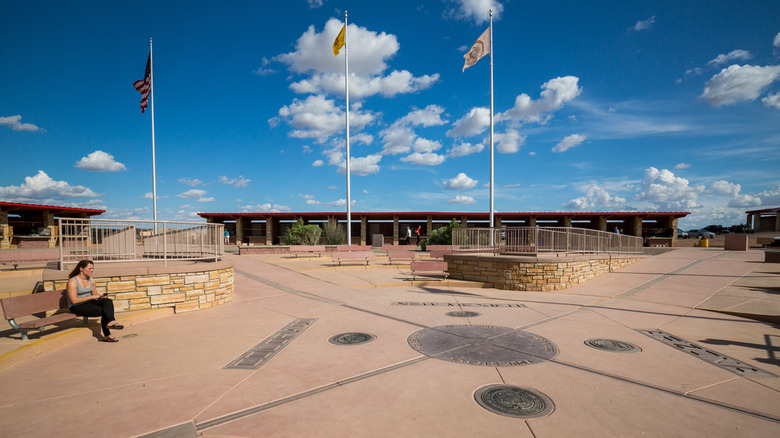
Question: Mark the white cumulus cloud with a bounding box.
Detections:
[444,173,478,190]
[446,107,490,138]
[176,189,207,199]
[444,0,504,25]
[0,170,99,202]
[272,95,376,143]
[632,16,655,31]
[218,175,250,188]
[400,152,446,166]
[564,184,626,211]
[0,115,40,132]
[498,76,582,124]
[552,134,586,153]
[448,195,477,204]
[701,64,780,106]
[75,150,127,172]
[634,167,704,210]
[762,93,780,109]
[338,154,382,175]
[274,18,438,99]
[448,141,484,158]
[494,129,526,154]
[707,49,753,67]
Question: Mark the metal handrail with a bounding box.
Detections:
[452,227,643,256]
[58,218,224,269]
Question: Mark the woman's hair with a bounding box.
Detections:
[68,260,94,279]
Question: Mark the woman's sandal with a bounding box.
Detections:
[108,323,124,330]
[102,336,119,342]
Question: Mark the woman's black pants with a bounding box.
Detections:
[70,298,115,337]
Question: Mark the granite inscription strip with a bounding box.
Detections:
[636,329,775,378]
[224,318,317,370]
[394,302,527,308]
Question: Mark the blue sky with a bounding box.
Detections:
[1,0,779,229]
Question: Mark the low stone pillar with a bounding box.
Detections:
[724,234,749,251]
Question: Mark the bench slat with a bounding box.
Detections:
[410,260,448,280]
[0,290,70,320]
[16,313,76,329]
[331,251,374,266]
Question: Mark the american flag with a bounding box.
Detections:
[133,54,151,113]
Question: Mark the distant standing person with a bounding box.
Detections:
[224,229,230,244]
[614,227,620,234]
[67,260,123,342]
[406,226,412,245]
[415,226,421,245]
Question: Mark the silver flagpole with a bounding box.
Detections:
[149,38,158,229]
[344,11,352,245]
[488,11,494,245]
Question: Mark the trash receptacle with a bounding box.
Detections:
[700,238,709,247]
[371,234,384,247]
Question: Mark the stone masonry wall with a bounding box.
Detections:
[44,267,234,314]
[446,254,642,291]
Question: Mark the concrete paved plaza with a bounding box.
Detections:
[1,247,779,437]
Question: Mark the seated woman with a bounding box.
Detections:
[66,260,123,342]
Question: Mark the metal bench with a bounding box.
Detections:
[386,250,416,265]
[410,260,448,281]
[289,245,326,257]
[0,289,88,341]
[331,251,374,266]
[425,245,453,259]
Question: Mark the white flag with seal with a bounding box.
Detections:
[462,26,490,71]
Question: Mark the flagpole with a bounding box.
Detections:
[149,38,158,227]
[344,11,352,246]
[488,11,495,246]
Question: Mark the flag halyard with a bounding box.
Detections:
[133,54,151,112]
[462,26,491,71]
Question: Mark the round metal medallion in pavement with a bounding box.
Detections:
[475,384,555,418]
[584,338,640,353]
[407,325,558,367]
[329,332,376,345]
[445,311,480,318]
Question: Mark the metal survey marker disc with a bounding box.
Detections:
[407,325,558,367]
[475,384,555,418]
[329,332,376,345]
[446,311,480,318]
[584,338,641,353]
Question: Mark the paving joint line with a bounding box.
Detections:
[195,356,430,432]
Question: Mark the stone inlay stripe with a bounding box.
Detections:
[636,329,775,378]
[394,302,527,308]
[224,318,317,370]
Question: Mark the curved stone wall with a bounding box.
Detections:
[445,253,643,291]
[43,260,234,313]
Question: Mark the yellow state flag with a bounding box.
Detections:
[333,24,346,56]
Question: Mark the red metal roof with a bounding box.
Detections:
[745,207,780,214]
[0,201,104,215]
[198,211,689,218]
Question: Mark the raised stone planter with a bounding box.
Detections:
[445,253,643,291]
[43,260,234,314]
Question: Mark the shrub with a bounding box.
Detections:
[425,219,461,246]
[321,218,346,245]
[284,219,322,245]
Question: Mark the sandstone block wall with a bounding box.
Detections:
[44,266,234,314]
[446,254,642,291]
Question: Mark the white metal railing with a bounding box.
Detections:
[58,218,224,268]
[452,227,643,256]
